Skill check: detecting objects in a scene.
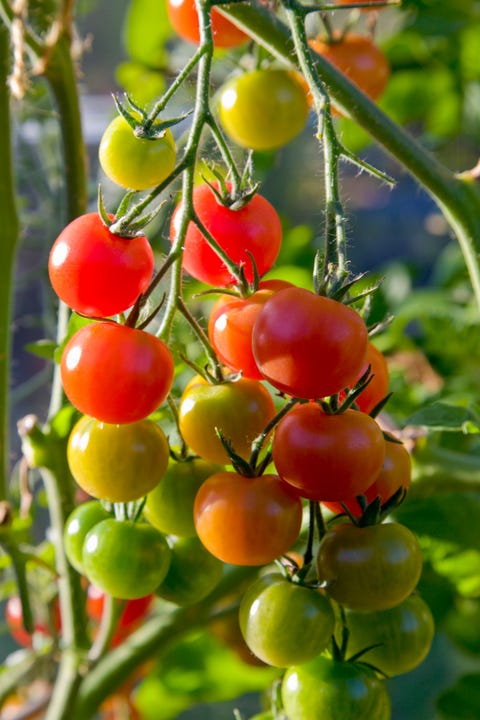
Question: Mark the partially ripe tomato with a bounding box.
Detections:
[194,471,303,565]
[252,287,368,399]
[48,213,154,317]
[156,535,224,605]
[64,500,111,573]
[170,183,282,287]
[167,0,248,48]
[67,416,170,502]
[60,322,174,424]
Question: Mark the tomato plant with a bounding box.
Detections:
[166,0,248,47]
[346,342,390,414]
[86,585,154,645]
[48,212,154,318]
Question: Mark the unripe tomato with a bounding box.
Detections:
[167,0,248,48]
[194,471,303,565]
[99,115,176,190]
[170,183,282,287]
[217,69,310,151]
[48,212,154,317]
[67,416,170,503]
[272,404,385,502]
[64,500,111,573]
[60,322,174,424]
[156,535,224,605]
[252,286,368,399]
[239,573,335,667]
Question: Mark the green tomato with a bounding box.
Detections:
[282,655,391,720]
[82,519,171,599]
[144,458,222,537]
[239,573,335,667]
[98,114,176,190]
[156,535,223,605]
[63,500,111,574]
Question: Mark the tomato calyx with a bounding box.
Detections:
[112,92,191,141]
[330,628,388,679]
[333,484,407,528]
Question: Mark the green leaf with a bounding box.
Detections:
[24,339,57,360]
[405,402,480,433]
[437,674,480,719]
[123,0,172,69]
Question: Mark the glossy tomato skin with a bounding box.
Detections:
[282,655,391,720]
[194,471,303,566]
[64,500,111,574]
[60,322,174,424]
[48,213,154,317]
[252,287,368,399]
[208,280,293,380]
[170,183,282,287]
[167,0,248,48]
[316,521,423,611]
[272,405,385,502]
[99,115,176,191]
[239,573,335,667]
[342,594,435,676]
[82,519,171,599]
[178,376,275,465]
[67,416,169,503]
[218,69,309,151]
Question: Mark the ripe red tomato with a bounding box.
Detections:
[6,596,61,648]
[167,0,248,48]
[48,212,154,317]
[86,585,154,645]
[217,69,310,151]
[194,471,303,565]
[170,183,282,287]
[252,286,368,399]
[208,280,293,380]
[272,404,385,502]
[60,322,174,424]
[348,341,390,414]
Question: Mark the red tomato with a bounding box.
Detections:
[170,183,282,287]
[348,342,390,414]
[252,286,368,399]
[60,322,174,423]
[272,404,385,501]
[86,585,154,645]
[208,280,293,379]
[194,471,303,565]
[5,596,61,648]
[48,213,154,317]
[167,0,248,48]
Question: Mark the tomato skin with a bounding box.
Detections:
[82,519,171,599]
[342,594,435,676]
[67,416,169,503]
[349,342,390,414]
[282,655,391,720]
[316,521,423,611]
[218,69,309,151]
[170,183,282,287]
[64,500,111,574]
[208,280,293,380]
[99,115,176,191]
[252,287,368,399]
[178,376,275,465]
[272,405,385,502]
[48,213,154,317]
[239,573,335,667]
[167,0,248,48]
[194,471,303,566]
[60,322,174,424]
[156,535,224,605]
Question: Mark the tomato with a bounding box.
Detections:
[60,321,174,424]
[98,115,176,191]
[194,471,303,565]
[217,69,310,151]
[272,405,385,502]
[282,654,391,720]
[64,500,111,574]
[239,573,334,667]
[87,585,154,645]
[5,596,61,648]
[323,435,411,516]
[82,519,171,599]
[167,0,248,48]
[252,287,368,399]
[208,280,293,380]
[156,535,224,605]
[144,457,222,537]
[170,182,282,287]
[348,342,390,414]
[48,212,154,318]
[67,415,169,503]
[342,593,435,676]
[178,376,275,465]
[309,33,390,110]
[316,521,423,611]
